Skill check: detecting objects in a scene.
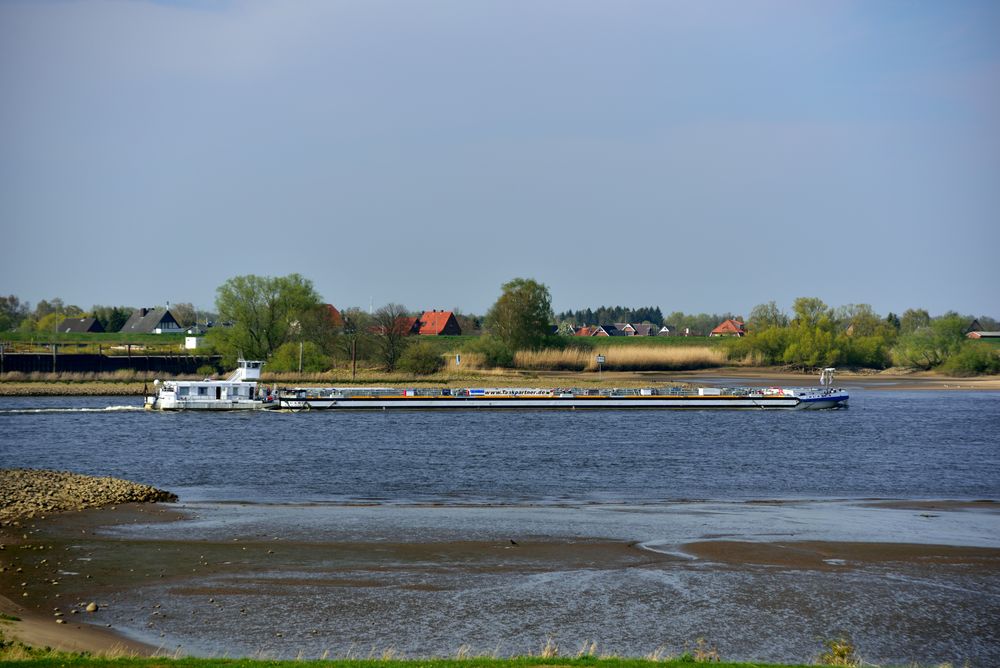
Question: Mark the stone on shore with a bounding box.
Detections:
[0,469,178,525]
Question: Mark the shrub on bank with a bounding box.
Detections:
[398,342,446,375]
[464,336,515,368]
[938,341,1000,376]
[267,341,331,373]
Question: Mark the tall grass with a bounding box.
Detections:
[514,346,728,371]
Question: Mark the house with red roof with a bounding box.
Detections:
[417,310,462,336]
[322,304,344,328]
[709,319,745,337]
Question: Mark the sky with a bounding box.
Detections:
[2,0,998,319]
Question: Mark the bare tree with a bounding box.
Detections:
[169,302,197,328]
[340,308,373,380]
[372,303,412,371]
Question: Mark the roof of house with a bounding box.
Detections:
[323,304,344,328]
[574,326,596,336]
[632,323,656,336]
[119,308,180,333]
[59,317,104,333]
[967,331,1000,339]
[711,319,745,335]
[418,310,461,335]
[398,316,420,335]
[593,325,625,336]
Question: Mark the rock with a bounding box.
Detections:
[0,469,178,523]
[86,602,98,612]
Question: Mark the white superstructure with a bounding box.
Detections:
[144,360,274,411]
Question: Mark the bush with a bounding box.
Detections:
[267,341,331,373]
[939,342,1000,376]
[465,336,514,368]
[397,342,445,375]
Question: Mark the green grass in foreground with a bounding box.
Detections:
[0,631,835,667]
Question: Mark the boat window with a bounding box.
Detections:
[198,386,208,396]
[178,386,189,397]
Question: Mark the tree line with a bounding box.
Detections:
[0,295,210,333]
[3,281,998,375]
[727,299,1000,375]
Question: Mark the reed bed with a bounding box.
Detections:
[514,345,728,371]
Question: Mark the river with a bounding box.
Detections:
[1,389,999,664]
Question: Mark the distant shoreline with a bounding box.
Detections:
[1,366,998,395]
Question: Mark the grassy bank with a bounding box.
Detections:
[0,633,834,668]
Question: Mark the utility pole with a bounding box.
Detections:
[298,340,304,374]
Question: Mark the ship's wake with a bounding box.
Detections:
[0,405,144,414]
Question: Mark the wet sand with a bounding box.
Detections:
[681,540,1000,571]
[2,500,999,663]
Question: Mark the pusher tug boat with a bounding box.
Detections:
[144,359,275,411]
[276,368,848,411]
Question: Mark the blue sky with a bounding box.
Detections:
[2,0,998,318]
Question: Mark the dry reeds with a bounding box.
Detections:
[514,345,728,372]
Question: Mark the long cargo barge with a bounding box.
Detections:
[276,383,848,411]
[145,361,848,411]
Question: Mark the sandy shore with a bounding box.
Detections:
[0,505,169,656]
[0,470,179,656]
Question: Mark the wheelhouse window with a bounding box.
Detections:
[178,386,189,397]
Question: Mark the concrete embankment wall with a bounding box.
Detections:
[0,353,221,375]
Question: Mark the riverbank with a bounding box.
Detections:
[1,366,998,396]
[0,469,178,524]
[0,470,180,656]
[2,496,998,664]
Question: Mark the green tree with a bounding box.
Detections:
[892,314,966,369]
[209,273,323,363]
[484,278,553,351]
[91,305,133,332]
[267,341,331,373]
[748,301,788,331]
[0,295,29,331]
[791,297,831,329]
[900,308,931,334]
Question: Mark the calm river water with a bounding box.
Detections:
[2,390,999,503]
[2,389,999,664]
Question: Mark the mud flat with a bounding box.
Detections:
[2,499,999,663]
[0,470,181,656]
